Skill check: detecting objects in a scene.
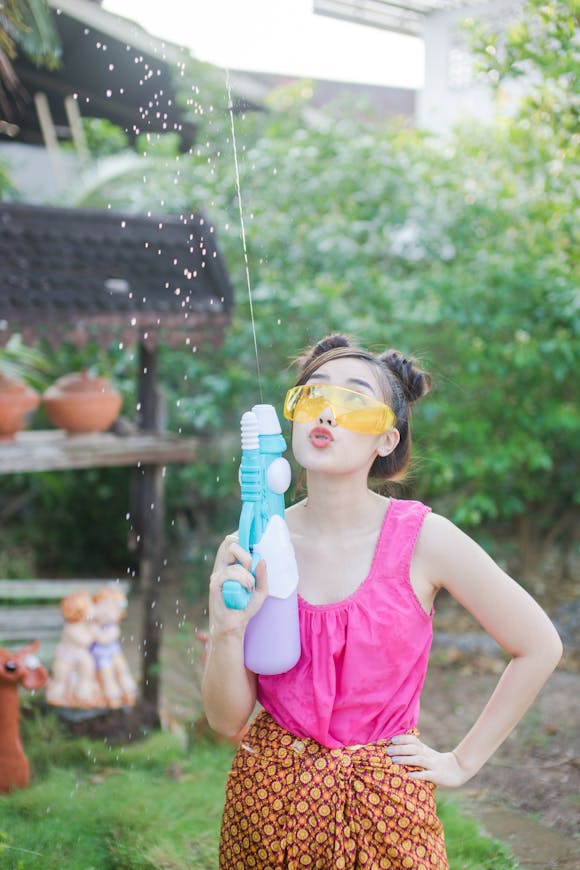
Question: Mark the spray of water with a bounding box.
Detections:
[225,69,263,402]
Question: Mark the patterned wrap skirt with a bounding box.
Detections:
[219,710,449,869]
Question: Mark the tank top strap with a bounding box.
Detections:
[374,498,431,579]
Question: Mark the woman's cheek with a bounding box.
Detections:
[291,424,309,467]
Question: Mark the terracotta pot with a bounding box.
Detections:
[0,374,40,441]
[43,371,122,434]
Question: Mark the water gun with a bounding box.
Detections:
[222,404,300,675]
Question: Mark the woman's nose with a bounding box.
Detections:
[318,405,337,427]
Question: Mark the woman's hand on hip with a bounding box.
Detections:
[387,734,473,788]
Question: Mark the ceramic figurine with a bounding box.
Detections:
[46,590,101,708]
[47,585,137,711]
[0,641,49,792]
[91,587,137,708]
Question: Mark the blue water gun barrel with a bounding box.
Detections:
[222,411,262,610]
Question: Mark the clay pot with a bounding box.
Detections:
[43,371,122,434]
[0,374,40,441]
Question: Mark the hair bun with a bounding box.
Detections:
[380,349,431,403]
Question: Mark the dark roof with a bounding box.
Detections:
[237,71,415,120]
[3,8,197,150]
[0,202,234,350]
[2,0,264,149]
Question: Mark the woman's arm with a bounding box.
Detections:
[389,512,563,786]
[201,535,268,739]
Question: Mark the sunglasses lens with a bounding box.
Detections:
[294,396,326,422]
[336,407,385,434]
[284,386,333,423]
[284,385,395,434]
[283,387,309,421]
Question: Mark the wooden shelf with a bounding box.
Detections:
[0,430,200,473]
[0,578,130,600]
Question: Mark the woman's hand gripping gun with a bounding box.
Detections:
[222,405,301,675]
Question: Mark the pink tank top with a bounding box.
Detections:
[257,498,433,748]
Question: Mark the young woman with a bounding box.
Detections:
[203,334,562,869]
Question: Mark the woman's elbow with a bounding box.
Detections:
[530,622,564,672]
[205,711,249,742]
[512,621,563,673]
[206,710,240,739]
[546,625,564,669]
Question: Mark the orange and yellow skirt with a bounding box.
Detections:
[220,710,449,869]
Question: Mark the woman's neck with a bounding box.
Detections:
[300,472,386,535]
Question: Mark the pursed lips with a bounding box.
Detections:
[309,426,334,448]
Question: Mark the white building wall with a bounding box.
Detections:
[0,143,82,204]
[417,0,525,136]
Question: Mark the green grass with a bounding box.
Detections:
[0,710,519,870]
[438,800,520,869]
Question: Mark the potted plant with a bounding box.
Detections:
[0,336,50,441]
[43,370,122,434]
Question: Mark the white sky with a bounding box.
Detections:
[102,0,424,89]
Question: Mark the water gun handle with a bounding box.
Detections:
[222,502,260,609]
[222,581,250,610]
[222,412,262,610]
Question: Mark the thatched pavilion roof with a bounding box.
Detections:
[0,201,234,350]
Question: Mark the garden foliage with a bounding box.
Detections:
[1,0,577,586]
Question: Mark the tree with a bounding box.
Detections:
[0,0,61,178]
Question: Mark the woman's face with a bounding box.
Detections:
[290,356,399,476]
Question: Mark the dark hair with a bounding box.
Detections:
[294,334,431,480]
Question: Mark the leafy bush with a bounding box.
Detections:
[3,0,576,587]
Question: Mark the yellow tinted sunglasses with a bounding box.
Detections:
[283,384,396,435]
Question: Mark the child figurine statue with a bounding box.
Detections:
[91,587,137,708]
[46,590,101,708]
[47,585,137,711]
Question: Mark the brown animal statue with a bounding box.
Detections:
[0,641,49,793]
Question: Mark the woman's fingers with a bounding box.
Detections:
[253,559,269,600]
[210,562,255,593]
[387,736,433,768]
[210,535,255,600]
[215,538,253,571]
[208,536,269,629]
[387,735,422,755]
[241,559,269,621]
[386,737,468,787]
